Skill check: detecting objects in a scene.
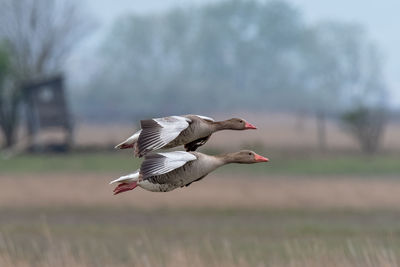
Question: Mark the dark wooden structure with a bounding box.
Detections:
[23,75,73,151]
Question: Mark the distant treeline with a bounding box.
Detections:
[78,0,386,121]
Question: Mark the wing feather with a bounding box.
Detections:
[137,116,190,156]
[141,151,197,179]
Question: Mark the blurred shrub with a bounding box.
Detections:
[341,106,386,154]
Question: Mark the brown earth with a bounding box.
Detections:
[2,173,400,210]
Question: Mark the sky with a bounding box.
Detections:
[73,0,400,107]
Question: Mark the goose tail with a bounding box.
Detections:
[110,171,140,195]
[115,130,141,149]
[110,170,140,184]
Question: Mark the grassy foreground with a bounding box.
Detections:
[1,151,400,266]
[1,151,400,175]
[1,207,400,266]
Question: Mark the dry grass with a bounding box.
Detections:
[1,173,400,210]
[0,247,397,267]
[0,229,399,267]
[2,173,400,266]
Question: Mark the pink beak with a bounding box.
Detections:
[254,153,269,162]
[244,122,257,129]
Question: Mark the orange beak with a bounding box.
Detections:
[254,153,269,162]
[244,122,257,129]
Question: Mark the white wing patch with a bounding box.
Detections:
[153,116,190,147]
[140,151,197,178]
[137,116,190,156]
[154,116,191,127]
[195,115,215,122]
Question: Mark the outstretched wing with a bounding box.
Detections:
[140,151,197,179]
[137,116,190,156]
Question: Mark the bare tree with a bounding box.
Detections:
[299,22,387,152]
[338,37,387,154]
[0,0,91,148]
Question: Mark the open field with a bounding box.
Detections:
[1,125,400,266]
[2,206,400,267]
[1,170,400,266]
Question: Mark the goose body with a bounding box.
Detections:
[110,150,268,194]
[115,115,256,157]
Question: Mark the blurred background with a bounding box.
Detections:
[0,0,400,266]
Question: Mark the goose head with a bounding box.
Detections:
[223,118,257,130]
[223,150,269,164]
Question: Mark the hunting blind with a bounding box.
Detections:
[23,75,73,151]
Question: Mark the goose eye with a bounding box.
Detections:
[248,153,252,155]
[239,120,243,123]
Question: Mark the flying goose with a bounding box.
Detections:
[115,115,257,157]
[110,150,268,194]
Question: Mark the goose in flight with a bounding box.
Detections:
[115,115,257,157]
[110,150,268,194]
